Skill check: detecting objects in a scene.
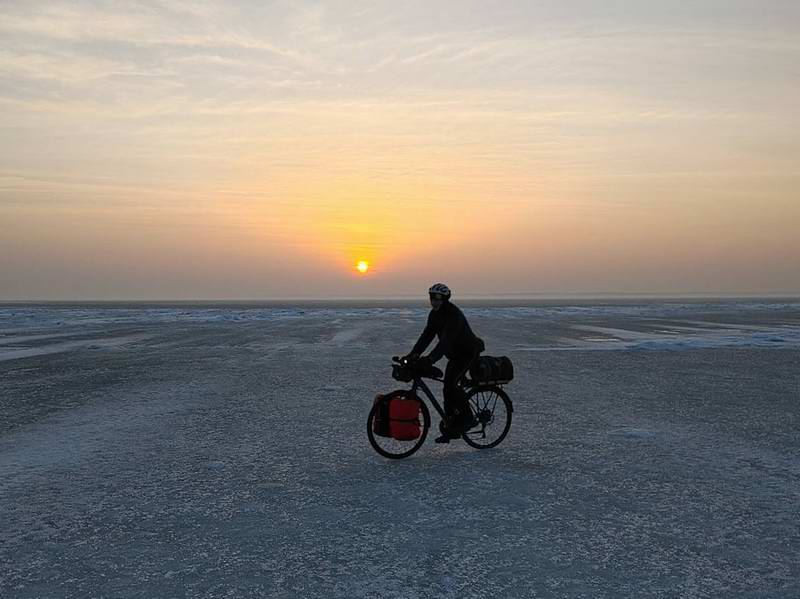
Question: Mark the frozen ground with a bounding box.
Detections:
[1,300,799,598]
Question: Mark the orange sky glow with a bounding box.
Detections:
[1,1,798,299]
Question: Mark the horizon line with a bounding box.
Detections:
[2,292,799,305]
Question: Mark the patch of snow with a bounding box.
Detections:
[515,323,800,352]
[609,428,656,440]
[0,333,154,362]
[331,328,364,345]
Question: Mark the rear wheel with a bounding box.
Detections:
[462,386,513,449]
[367,398,431,459]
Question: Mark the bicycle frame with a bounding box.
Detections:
[392,351,482,421]
[409,375,446,419]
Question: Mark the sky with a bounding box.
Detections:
[1,0,799,300]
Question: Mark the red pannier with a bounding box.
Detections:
[388,396,422,441]
[373,391,422,441]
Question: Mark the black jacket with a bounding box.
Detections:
[412,301,482,363]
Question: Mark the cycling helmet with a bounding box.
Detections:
[428,283,451,300]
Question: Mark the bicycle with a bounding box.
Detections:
[366,355,514,459]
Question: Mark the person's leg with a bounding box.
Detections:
[435,359,460,442]
[442,359,458,420]
[443,353,473,428]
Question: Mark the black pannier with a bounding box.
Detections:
[470,356,514,385]
[372,394,392,437]
[372,389,408,437]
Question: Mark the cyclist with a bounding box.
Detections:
[404,283,484,443]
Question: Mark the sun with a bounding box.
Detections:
[356,260,369,274]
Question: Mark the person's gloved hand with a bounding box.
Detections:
[402,352,419,365]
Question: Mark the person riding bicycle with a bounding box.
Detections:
[404,283,485,443]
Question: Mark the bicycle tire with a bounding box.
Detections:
[462,385,513,449]
[367,398,431,459]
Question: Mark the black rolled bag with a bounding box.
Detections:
[469,355,514,385]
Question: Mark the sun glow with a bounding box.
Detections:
[356,261,369,274]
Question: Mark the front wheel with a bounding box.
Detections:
[462,386,513,449]
[367,398,431,459]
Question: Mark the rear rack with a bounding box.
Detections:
[465,378,511,387]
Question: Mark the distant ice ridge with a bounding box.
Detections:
[464,301,800,319]
[0,300,797,330]
[0,307,421,329]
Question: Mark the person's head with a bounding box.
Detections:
[428,283,451,311]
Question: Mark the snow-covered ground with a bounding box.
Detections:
[1,301,799,598]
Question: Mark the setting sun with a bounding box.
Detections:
[356,261,369,274]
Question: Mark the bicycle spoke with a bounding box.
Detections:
[475,391,487,413]
[461,386,511,449]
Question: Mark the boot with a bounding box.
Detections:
[453,406,477,432]
[436,420,458,443]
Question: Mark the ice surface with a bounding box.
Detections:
[1,301,799,597]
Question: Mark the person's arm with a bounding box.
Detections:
[411,311,436,356]
[427,341,445,364]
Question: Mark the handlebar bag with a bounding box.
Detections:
[392,363,415,382]
[388,395,422,441]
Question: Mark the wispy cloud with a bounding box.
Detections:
[0,3,311,63]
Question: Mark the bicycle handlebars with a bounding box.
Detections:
[391,355,444,381]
